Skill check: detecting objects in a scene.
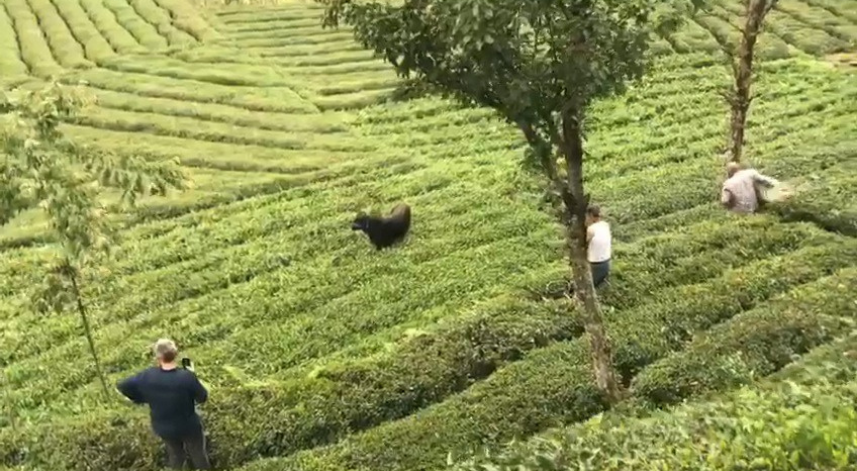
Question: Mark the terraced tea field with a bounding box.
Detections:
[0,0,855,470]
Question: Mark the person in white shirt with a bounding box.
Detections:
[721,162,780,214]
[585,205,611,287]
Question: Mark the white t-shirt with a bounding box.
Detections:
[587,220,611,263]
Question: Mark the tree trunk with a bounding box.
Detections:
[67,261,111,402]
[560,114,623,404]
[729,0,777,163]
[2,386,15,431]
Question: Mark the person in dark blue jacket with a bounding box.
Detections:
[117,338,211,470]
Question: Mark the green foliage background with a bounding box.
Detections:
[1,0,856,470]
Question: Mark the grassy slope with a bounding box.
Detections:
[0,0,856,470]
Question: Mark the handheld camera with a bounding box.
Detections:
[181,357,193,370]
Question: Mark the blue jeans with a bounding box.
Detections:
[590,260,610,287]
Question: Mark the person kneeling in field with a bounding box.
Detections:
[117,339,211,470]
[586,205,611,287]
[721,162,782,214]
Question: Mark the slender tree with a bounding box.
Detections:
[317,0,699,402]
[725,0,779,163]
[1,82,188,400]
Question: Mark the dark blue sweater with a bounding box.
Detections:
[117,366,208,439]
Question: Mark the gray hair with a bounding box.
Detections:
[726,161,743,177]
[153,338,178,362]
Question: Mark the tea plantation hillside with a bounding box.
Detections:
[1,0,856,470]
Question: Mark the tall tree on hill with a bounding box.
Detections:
[316,0,700,403]
[725,0,779,163]
[0,82,188,402]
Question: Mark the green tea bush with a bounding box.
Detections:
[610,240,857,380]
[127,0,196,46]
[221,17,323,33]
[453,331,857,471]
[769,330,857,386]
[802,0,857,23]
[448,379,857,471]
[2,0,63,77]
[773,164,857,237]
[91,89,350,133]
[233,240,857,471]
[68,68,318,113]
[5,234,853,471]
[0,412,159,471]
[0,296,581,471]
[538,214,809,304]
[98,54,309,89]
[0,6,28,80]
[229,24,343,42]
[11,221,826,468]
[701,5,792,60]
[45,0,116,64]
[77,0,144,54]
[62,126,373,174]
[3,5,857,471]
[24,0,93,69]
[4,215,811,409]
[101,0,168,50]
[205,297,583,468]
[770,0,857,43]
[667,19,720,54]
[69,106,373,152]
[599,216,823,309]
[152,0,220,42]
[3,190,557,407]
[765,9,850,55]
[632,267,857,404]
[228,30,357,49]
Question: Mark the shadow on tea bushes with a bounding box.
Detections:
[448,378,857,471]
[6,234,853,471]
[598,216,826,309]
[234,240,857,471]
[456,331,857,471]
[772,164,857,237]
[0,296,583,471]
[632,267,857,405]
[610,239,857,381]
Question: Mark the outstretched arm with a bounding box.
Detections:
[751,170,779,188]
[117,374,145,404]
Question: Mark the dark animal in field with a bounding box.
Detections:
[351,203,411,250]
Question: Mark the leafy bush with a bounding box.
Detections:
[1,0,64,77]
[42,0,115,64]
[76,0,145,54]
[204,297,582,468]
[24,0,93,69]
[0,296,582,471]
[0,7,28,81]
[609,240,857,381]
[772,163,857,237]
[449,379,857,471]
[4,219,837,471]
[234,240,857,471]
[2,4,856,471]
[632,267,857,404]
[153,0,220,42]
[598,216,823,309]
